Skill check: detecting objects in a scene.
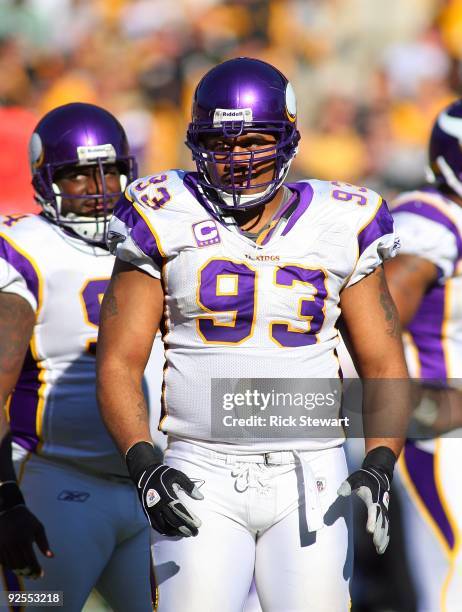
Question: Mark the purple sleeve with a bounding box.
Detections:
[346,199,398,288]
[358,199,395,258]
[109,194,164,270]
[0,234,40,310]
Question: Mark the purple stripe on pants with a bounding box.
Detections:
[404,441,454,550]
[9,348,41,453]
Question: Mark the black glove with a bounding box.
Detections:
[126,441,203,538]
[0,481,53,578]
[337,446,396,554]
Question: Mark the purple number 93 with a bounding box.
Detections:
[197,258,327,347]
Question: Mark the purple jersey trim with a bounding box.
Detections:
[0,234,40,306]
[403,441,455,550]
[259,188,299,246]
[113,194,164,269]
[280,182,314,236]
[407,284,447,380]
[9,348,41,453]
[358,199,394,258]
[256,182,314,245]
[182,173,315,242]
[393,200,462,261]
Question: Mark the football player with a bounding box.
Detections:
[0,103,158,611]
[97,58,410,611]
[385,100,462,611]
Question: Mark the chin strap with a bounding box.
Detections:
[40,174,128,244]
[217,183,275,208]
[209,160,292,211]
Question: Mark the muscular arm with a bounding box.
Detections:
[339,266,411,458]
[96,259,164,455]
[0,293,35,481]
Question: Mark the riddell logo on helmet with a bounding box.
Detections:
[77,144,117,164]
[213,108,253,127]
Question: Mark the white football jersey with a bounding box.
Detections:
[0,214,126,475]
[109,170,397,451]
[392,187,462,381]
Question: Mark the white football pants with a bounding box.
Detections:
[152,440,353,612]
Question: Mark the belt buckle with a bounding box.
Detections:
[263,453,270,466]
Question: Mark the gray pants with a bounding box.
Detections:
[5,451,153,612]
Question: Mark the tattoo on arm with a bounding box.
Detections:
[135,398,148,424]
[100,265,124,323]
[378,267,401,339]
[101,281,118,321]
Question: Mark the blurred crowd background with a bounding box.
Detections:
[1,0,462,214]
[0,2,458,610]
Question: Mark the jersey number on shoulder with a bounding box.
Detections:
[197,259,327,347]
[331,181,368,206]
[134,174,171,209]
[79,278,110,355]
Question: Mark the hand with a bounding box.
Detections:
[0,482,53,578]
[337,446,396,555]
[410,386,462,437]
[126,442,204,538]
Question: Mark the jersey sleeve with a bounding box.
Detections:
[0,233,39,312]
[107,189,164,280]
[346,198,398,288]
[392,202,462,282]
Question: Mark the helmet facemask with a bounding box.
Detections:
[187,120,299,210]
[33,155,136,246]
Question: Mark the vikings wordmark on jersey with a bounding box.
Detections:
[108,169,398,451]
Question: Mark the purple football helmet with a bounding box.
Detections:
[186,57,300,210]
[428,99,462,198]
[29,102,137,245]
